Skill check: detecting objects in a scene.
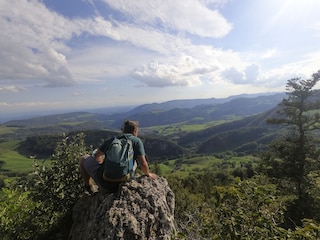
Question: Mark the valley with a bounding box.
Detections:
[0,92,284,177]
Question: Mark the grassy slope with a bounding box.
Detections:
[1,118,256,176]
[0,125,18,134]
[0,138,254,179]
[0,141,34,173]
[157,155,254,178]
[142,120,230,137]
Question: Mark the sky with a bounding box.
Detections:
[1,0,320,119]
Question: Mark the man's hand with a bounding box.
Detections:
[138,155,157,180]
[148,172,157,180]
[94,149,105,164]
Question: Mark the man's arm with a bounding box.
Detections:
[137,155,157,179]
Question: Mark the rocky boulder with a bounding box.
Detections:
[69,176,175,240]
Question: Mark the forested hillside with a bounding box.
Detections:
[179,107,283,154]
[1,92,283,140]
[1,93,284,160]
[0,92,295,163]
[111,93,285,127]
[1,76,320,240]
[9,105,284,162]
[16,130,188,161]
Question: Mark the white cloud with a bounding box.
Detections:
[0,101,60,110]
[103,0,232,38]
[0,0,86,86]
[200,0,229,7]
[222,64,288,89]
[65,14,240,87]
[311,22,320,37]
[131,54,223,87]
[0,102,9,107]
[258,52,320,89]
[89,18,194,55]
[221,64,260,85]
[132,59,197,87]
[261,49,278,59]
[221,63,308,90]
[222,67,245,84]
[245,65,260,83]
[0,0,232,90]
[0,85,27,93]
[1,0,318,98]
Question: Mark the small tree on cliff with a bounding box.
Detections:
[28,133,88,239]
[0,133,89,240]
[263,70,320,225]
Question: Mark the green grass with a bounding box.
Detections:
[143,120,229,137]
[156,155,255,178]
[155,156,221,178]
[0,141,34,173]
[0,138,255,178]
[0,125,18,134]
[58,121,86,126]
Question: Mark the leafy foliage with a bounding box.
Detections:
[18,135,62,159]
[0,133,89,240]
[170,173,320,240]
[261,70,320,228]
[203,180,288,239]
[30,133,87,210]
[0,184,48,240]
[1,73,320,239]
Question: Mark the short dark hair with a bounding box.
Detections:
[121,120,139,133]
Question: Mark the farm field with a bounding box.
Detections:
[0,125,18,134]
[142,120,229,137]
[0,138,255,179]
[0,140,35,173]
[157,155,255,178]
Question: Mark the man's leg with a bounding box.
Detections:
[79,154,91,186]
[79,154,103,193]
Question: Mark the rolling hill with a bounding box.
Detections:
[1,93,284,140]
[1,92,287,160]
[178,106,282,154]
[124,92,283,114]
[109,93,285,127]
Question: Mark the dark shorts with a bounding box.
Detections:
[82,156,122,193]
[82,155,103,184]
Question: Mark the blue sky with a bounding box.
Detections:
[1,0,320,118]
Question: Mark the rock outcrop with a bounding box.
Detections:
[69,176,175,240]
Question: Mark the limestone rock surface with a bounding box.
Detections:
[69,176,175,240]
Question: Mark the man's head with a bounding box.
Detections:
[122,120,139,136]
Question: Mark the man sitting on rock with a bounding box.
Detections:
[80,119,157,193]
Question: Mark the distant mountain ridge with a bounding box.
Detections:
[178,107,282,154]
[111,92,285,127]
[3,92,285,129]
[3,93,285,126]
[1,92,288,160]
[126,92,284,114]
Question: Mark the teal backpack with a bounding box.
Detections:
[103,135,134,181]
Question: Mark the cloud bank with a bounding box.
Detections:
[1,0,320,115]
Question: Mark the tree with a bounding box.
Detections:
[174,176,292,239]
[29,133,87,210]
[264,70,320,226]
[0,184,47,240]
[0,133,89,240]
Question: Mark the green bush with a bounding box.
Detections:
[30,133,87,211]
[173,175,293,239]
[0,133,88,240]
[0,185,48,240]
